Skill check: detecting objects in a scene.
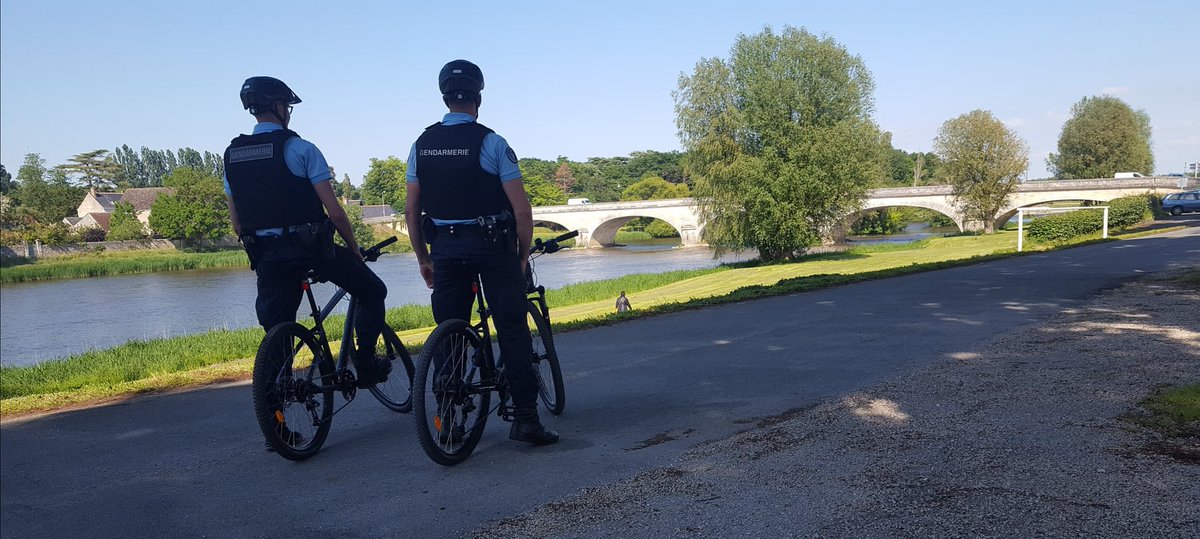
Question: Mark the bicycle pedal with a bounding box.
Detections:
[498,405,516,422]
[338,369,357,400]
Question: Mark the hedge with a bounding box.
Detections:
[1025,195,1155,243]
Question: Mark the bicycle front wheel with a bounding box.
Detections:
[252,322,333,461]
[412,320,491,466]
[528,301,565,415]
[366,326,415,413]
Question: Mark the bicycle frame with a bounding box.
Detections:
[448,230,579,419]
[289,236,399,395]
[293,281,358,391]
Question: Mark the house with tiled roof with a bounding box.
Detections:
[65,187,174,232]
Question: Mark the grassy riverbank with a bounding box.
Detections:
[0,249,250,284]
[0,223,1186,418]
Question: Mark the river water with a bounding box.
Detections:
[1,224,957,368]
[0,243,751,367]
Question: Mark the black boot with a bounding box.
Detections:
[354,349,392,388]
[509,406,559,445]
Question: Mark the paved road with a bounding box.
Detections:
[3,223,1198,538]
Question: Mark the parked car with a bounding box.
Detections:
[1162,191,1200,215]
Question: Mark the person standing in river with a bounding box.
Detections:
[403,59,558,446]
[223,76,391,392]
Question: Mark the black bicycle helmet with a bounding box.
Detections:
[240,76,301,113]
[438,60,484,95]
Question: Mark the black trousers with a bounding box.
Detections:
[255,244,388,361]
[429,231,538,409]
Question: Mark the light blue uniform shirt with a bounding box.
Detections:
[224,122,332,235]
[406,113,522,225]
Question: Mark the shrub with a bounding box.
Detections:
[1025,195,1153,243]
[106,201,146,241]
[36,223,79,246]
[645,219,680,238]
[79,227,107,242]
[851,209,906,235]
[1107,194,1155,228]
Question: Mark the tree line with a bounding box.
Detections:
[0,147,697,247]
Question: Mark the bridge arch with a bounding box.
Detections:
[590,216,687,246]
[994,194,1116,231]
[531,218,571,232]
[850,201,965,232]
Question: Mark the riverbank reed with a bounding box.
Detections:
[0,249,249,284]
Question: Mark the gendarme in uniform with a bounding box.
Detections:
[404,59,559,446]
[223,76,390,392]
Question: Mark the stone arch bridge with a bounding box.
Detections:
[369,178,1193,247]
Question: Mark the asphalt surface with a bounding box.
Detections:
[3,222,1198,538]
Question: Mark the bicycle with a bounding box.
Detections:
[252,236,415,461]
[412,229,578,466]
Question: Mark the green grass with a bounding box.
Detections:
[1147,385,1200,424]
[0,249,249,284]
[1128,384,1200,438]
[1176,269,1200,289]
[0,222,1180,417]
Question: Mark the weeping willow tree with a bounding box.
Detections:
[674,26,886,261]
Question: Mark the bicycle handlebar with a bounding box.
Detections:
[530,230,580,255]
[361,236,398,262]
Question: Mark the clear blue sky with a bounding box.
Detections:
[2,0,1197,184]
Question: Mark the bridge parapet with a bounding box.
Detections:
[1015,178,1190,192]
[528,179,1195,248]
[534,198,694,214]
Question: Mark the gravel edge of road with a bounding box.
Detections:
[467,272,1200,539]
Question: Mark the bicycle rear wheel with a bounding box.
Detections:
[412,320,491,466]
[252,322,333,461]
[366,326,415,413]
[527,301,565,415]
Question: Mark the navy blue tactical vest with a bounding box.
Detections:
[224,129,326,232]
[414,121,512,220]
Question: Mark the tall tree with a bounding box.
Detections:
[112,145,146,187]
[522,174,567,206]
[335,173,361,200]
[620,176,690,201]
[518,157,557,181]
[201,150,224,179]
[57,150,124,190]
[0,163,12,195]
[675,26,886,260]
[1047,96,1153,179]
[176,147,204,171]
[360,156,407,209]
[148,168,231,242]
[141,147,178,186]
[16,153,48,186]
[934,109,1029,233]
[553,161,576,193]
[11,160,86,225]
[627,150,687,184]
